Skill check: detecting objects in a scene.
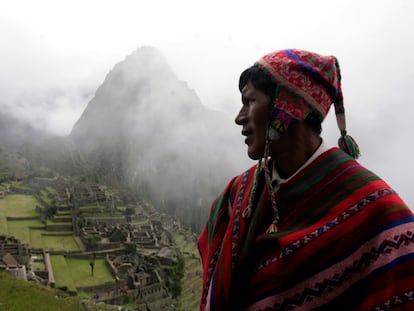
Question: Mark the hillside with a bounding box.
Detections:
[0,271,118,311]
[0,172,202,310]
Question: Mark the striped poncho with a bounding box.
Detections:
[198,147,414,310]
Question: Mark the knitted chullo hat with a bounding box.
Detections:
[243,49,360,233]
[255,49,360,157]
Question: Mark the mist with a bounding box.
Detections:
[66,47,251,230]
[0,0,413,210]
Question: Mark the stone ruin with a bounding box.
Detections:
[0,235,31,280]
[3,177,187,310]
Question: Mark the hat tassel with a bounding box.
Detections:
[338,131,360,159]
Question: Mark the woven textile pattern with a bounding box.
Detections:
[198,148,414,310]
[255,49,341,135]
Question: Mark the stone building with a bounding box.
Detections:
[0,235,31,280]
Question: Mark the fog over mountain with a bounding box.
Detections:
[0,112,51,152]
[69,47,250,228]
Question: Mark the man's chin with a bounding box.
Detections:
[247,150,264,161]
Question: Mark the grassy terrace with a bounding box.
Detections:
[0,271,121,311]
[46,186,57,195]
[52,215,72,221]
[79,205,105,213]
[56,210,72,216]
[6,220,79,251]
[1,191,202,309]
[46,219,72,226]
[0,194,41,234]
[0,182,11,192]
[0,194,79,251]
[0,194,40,218]
[0,271,85,311]
[174,231,203,311]
[40,189,54,205]
[51,256,115,291]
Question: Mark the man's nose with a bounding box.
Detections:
[235,106,247,125]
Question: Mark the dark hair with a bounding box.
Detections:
[239,65,322,135]
[239,65,276,100]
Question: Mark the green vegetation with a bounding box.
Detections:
[6,219,43,245]
[40,189,54,205]
[0,271,85,311]
[0,193,79,251]
[0,271,120,311]
[79,206,104,212]
[32,233,79,251]
[51,256,115,289]
[0,178,203,310]
[46,219,72,226]
[50,255,77,291]
[82,234,101,250]
[0,194,40,218]
[0,182,11,192]
[5,220,79,251]
[162,255,185,298]
[174,231,203,311]
[46,186,57,195]
[56,210,72,216]
[0,194,42,238]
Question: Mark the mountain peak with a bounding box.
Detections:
[68,47,248,231]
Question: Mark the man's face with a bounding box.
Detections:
[235,81,272,160]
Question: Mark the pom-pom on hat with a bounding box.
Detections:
[255,49,360,158]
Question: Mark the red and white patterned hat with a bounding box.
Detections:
[255,49,359,158]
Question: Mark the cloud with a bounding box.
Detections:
[0,0,413,208]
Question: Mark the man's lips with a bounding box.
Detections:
[242,129,252,144]
[241,129,251,137]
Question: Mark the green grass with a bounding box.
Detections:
[79,206,102,212]
[0,194,40,218]
[85,216,124,220]
[46,220,72,225]
[52,216,72,222]
[0,182,10,192]
[46,186,57,195]
[5,220,79,251]
[0,216,7,234]
[40,190,53,205]
[32,261,46,272]
[0,271,121,311]
[6,219,43,244]
[32,233,79,251]
[175,233,185,243]
[56,211,72,216]
[174,231,203,311]
[51,256,114,290]
[0,271,85,311]
[50,255,78,291]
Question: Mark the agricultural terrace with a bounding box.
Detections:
[174,231,202,311]
[0,194,40,233]
[0,194,40,218]
[51,255,115,292]
[40,187,56,205]
[0,194,79,251]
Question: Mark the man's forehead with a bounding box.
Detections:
[241,81,256,96]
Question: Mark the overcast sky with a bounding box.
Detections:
[1,0,413,207]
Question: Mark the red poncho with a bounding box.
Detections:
[198,148,414,310]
